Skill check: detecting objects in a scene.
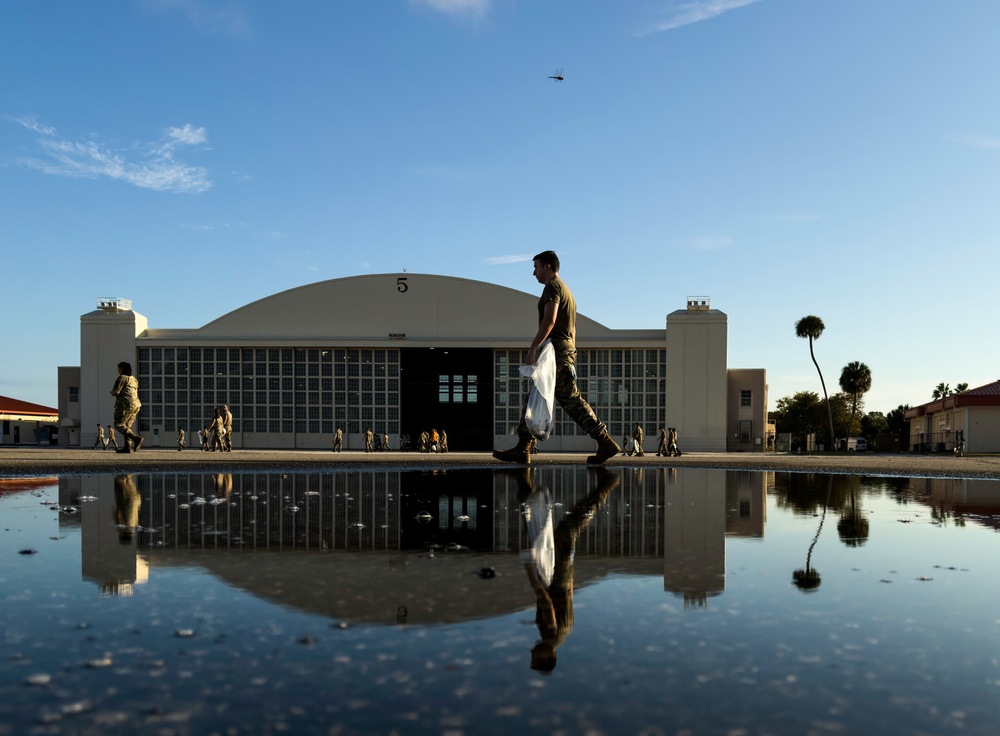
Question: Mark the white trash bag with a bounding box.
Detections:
[520,340,556,440]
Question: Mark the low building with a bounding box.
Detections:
[905,380,1000,453]
[58,275,768,452]
[0,395,59,445]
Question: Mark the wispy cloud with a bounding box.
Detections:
[945,133,1000,150]
[141,0,251,35]
[759,212,822,223]
[484,254,533,265]
[691,236,734,251]
[404,164,484,182]
[178,221,287,239]
[639,0,761,35]
[13,117,211,193]
[410,0,491,20]
[11,114,55,136]
[168,124,207,145]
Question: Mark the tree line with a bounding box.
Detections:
[775,315,967,449]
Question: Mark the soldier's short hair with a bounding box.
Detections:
[533,250,560,273]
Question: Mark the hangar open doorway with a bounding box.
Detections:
[400,348,494,451]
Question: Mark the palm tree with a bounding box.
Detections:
[932,383,951,400]
[795,316,835,450]
[955,382,969,394]
[839,361,872,440]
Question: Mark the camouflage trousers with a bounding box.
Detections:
[518,350,606,441]
[114,403,141,441]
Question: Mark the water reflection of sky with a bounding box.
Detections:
[1,469,999,734]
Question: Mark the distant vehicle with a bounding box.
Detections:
[548,68,564,81]
[839,437,867,452]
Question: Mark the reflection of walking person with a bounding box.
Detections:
[516,466,620,672]
[113,474,141,544]
[494,251,620,465]
[111,361,142,453]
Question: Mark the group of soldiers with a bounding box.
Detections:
[330,427,450,453]
[620,424,683,457]
[414,428,448,453]
[185,404,233,452]
[91,423,121,450]
[331,426,392,452]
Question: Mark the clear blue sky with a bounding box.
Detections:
[3,0,998,416]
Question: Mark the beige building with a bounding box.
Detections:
[905,380,1000,453]
[0,395,59,445]
[58,275,768,452]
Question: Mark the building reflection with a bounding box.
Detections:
[59,467,770,617]
[67,474,150,596]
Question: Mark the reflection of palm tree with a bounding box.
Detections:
[793,476,831,592]
[518,467,619,672]
[837,487,870,547]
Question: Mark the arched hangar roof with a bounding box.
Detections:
[175,273,620,343]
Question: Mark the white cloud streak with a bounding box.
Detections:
[13,117,211,193]
[484,254,533,265]
[141,0,251,35]
[945,133,1000,150]
[410,0,491,19]
[691,236,734,251]
[640,0,761,35]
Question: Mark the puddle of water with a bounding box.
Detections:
[1,468,999,734]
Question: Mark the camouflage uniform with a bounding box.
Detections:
[111,374,142,449]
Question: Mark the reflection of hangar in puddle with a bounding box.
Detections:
[59,276,769,453]
[63,469,768,616]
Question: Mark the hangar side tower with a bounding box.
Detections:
[665,298,727,452]
[80,298,147,449]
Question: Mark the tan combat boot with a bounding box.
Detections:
[587,431,620,465]
[493,436,535,464]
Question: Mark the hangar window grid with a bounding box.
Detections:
[138,347,401,439]
[493,348,666,438]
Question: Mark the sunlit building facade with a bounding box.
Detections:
[59,274,767,452]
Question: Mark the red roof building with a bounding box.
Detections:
[904,380,1000,453]
[0,395,58,445]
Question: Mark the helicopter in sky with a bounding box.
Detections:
[548,68,564,81]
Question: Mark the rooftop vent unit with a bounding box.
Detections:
[96,297,132,313]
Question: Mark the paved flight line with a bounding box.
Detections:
[1,448,999,479]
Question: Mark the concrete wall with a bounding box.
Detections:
[967,406,1000,453]
[726,368,768,452]
[665,308,728,451]
[80,310,148,449]
[57,366,81,446]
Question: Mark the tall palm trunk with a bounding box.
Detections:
[810,337,836,450]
